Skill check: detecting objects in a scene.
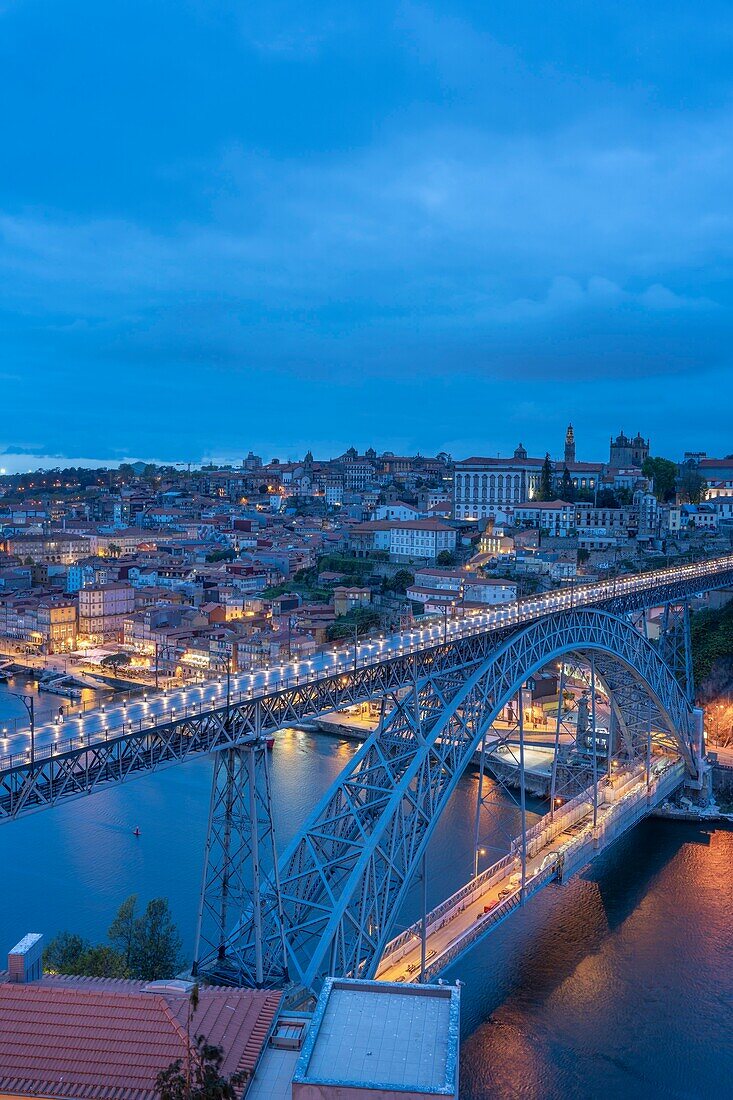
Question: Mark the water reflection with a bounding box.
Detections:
[458,822,733,1100]
[0,698,730,1100]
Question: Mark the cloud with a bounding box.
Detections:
[2,1,733,462]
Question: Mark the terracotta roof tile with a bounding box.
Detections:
[0,979,281,1099]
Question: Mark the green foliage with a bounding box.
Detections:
[318,554,375,575]
[326,607,381,641]
[101,651,131,669]
[156,1033,248,1099]
[108,893,138,971]
[79,945,130,978]
[577,548,590,563]
[293,566,318,584]
[559,467,575,502]
[43,933,128,979]
[535,454,554,501]
[132,898,183,981]
[261,583,288,598]
[44,932,88,974]
[387,569,415,594]
[594,489,613,508]
[44,895,182,981]
[691,601,733,691]
[205,548,236,563]
[436,550,455,567]
[642,457,678,502]
[677,464,707,504]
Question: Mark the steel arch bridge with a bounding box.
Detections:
[196,607,701,992]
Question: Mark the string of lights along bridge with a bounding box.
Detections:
[1,555,731,773]
[2,553,732,996]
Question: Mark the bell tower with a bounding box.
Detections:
[564,424,576,465]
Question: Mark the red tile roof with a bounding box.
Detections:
[0,978,281,1099]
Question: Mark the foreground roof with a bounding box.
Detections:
[0,976,281,1099]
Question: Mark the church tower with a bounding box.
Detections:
[564,424,576,465]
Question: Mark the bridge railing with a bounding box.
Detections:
[379,758,684,976]
[380,785,604,973]
[422,760,686,981]
[378,852,518,970]
[421,862,560,982]
[3,553,733,766]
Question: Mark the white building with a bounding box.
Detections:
[411,567,517,605]
[453,447,543,519]
[372,502,421,522]
[350,520,456,563]
[514,501,576,537]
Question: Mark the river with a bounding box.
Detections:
[1,682,731,1099]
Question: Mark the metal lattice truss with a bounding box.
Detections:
[209,609,699,992]
[0,632,504,821]
[193,743,287,988]
[2,559,729,823]
[658,602,694,702]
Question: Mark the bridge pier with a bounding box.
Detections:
[192,739,287,987]
[658,601,694,703]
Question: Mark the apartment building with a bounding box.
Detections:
[2,533,91,564]
[37,597,77,653]
[78,582,135,642]
[350,519,457,563]
[515,501,576,537]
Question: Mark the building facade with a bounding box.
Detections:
[609,431,649,468]
[453,448,543,520]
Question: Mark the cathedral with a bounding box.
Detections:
[609,431,649,468]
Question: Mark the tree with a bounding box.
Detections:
[678,464,706,504]
[108,894,138,972]
[595,489,619,509]
[642,457,677,502]
[436,550,455,567]
[205,548,235,563]
[326,608,381,641]
[44,933,126,978]
[559,467,575,502]
[132,897,182,981]
[101,652,131,670]
[44,932,88,974]
[77,944,128,978]
[390,569,415,594]
[535,453,554,501]
[155,1033,248,1100]
[107,543,122,558]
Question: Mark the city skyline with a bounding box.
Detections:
[3,2,733,461]
[0,423,721,477]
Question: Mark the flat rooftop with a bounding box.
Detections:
[293,978,459,1096]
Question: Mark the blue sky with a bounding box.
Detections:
[1,0,732,467]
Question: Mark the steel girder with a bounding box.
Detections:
[193,742,286,987]
[658,602,694,702]
[211,609,697,992]
[0,634,500,822]
[1,559,730,822]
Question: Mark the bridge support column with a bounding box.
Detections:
[659,601,694,702]
[192,740,287,987]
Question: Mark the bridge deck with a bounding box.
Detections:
[2,555,731,766]
[1,555,729,821]
[376,756,685,983]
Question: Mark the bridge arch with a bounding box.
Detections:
[217,609,699,992]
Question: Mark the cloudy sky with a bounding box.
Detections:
[1,0,732,467]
